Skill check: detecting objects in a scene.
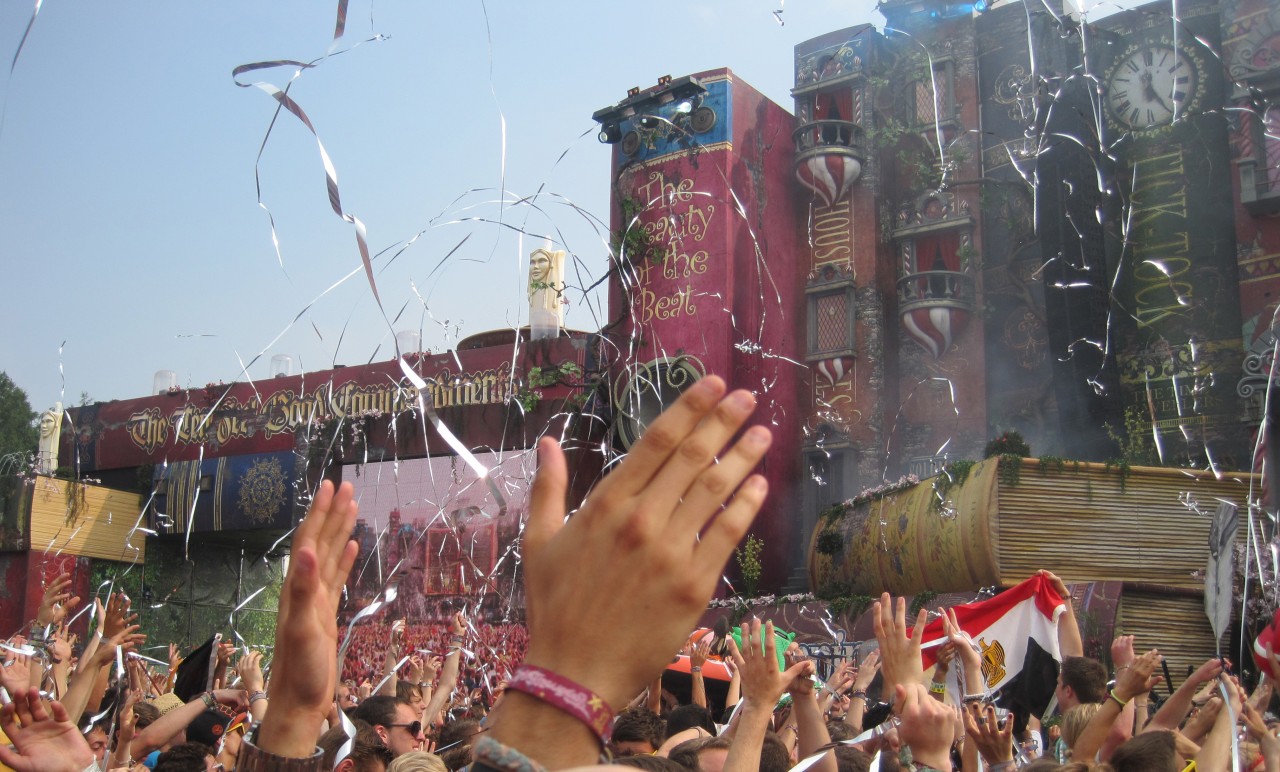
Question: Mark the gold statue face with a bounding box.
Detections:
[529,251,552,284]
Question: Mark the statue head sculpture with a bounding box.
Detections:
[528,248,566,340]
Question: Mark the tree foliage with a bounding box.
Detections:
[0,372,37,463]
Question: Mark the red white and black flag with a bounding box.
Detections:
[915,573,1067,717]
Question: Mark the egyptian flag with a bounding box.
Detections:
[915,573,1066,718]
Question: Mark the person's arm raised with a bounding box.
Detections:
[788,651,837,772]
[1038,571,1082,658]
[1072,649,1162,762]
[1146,656,1224,732]
[486,376,773,770]
[689,639,710,709]
[723,619,812,772]
[246,479,358,761]
[845,649,879,732]
[873,593,926,693]
[422,611,466,723]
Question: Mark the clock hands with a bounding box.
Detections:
[1138,70,1174,116]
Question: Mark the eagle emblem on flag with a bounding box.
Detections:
[979,636,1006,688]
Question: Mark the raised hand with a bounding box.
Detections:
[254,479,359,759]
[36,574,80,628]
[729,619,811,708]
[852,649,880,692]
[238,650,265,695]
[493,376,773,770]
[1,647,32,696]
[942,606,984,693]
[1114,649,1163,702]
[963,702,1014,764]
[0,688,94,772]
[406,655,425,684]
[896,682,958,771]
[873,593,926,692]
[689,638,711,670]
[520,376,772,711]
[102,592,135,639]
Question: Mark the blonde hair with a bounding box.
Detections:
[388,751,448,772]
[1062,702,1103,755]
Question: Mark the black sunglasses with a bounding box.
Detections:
[389,721,423,737]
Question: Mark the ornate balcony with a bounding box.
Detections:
[792,120,866,206]
[896,269,975,313]
[896,269,976,359]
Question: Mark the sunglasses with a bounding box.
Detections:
[389,721,423,737]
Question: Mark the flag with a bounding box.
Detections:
[915,573,1067,717]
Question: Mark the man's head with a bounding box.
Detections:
[352,695,424,757]
[83,722,109,762]
[610,708,666,757]
[665,704,716,740]
[152,741,215,772]
[397,681,426,714]
[669,736,732,772]
[1056,656,1108,710]
[338,681,360,711]
[834,746,872,772]
[1110,729,1181,772]
[319,719,394,772]
[436,718,482,754]
[615,754,691,772]
[760,732,791,772]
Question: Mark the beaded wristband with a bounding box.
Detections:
[506,664,614,743]
[850,689,868,700]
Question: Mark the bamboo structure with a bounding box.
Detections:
[808,457,1256,674]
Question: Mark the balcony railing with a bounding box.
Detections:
[792,120,865,158]
[896,270,976,312]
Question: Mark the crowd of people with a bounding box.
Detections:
[339,622,528,696]
[0,375,1275,772]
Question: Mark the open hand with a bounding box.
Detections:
[874,594,926,693]
[0,688,94,772]
[521,375,772,710]
[254,480,358,758]
[36,574,80,628]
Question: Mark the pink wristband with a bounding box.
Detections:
[506,664,614,742]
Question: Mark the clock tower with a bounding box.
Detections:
[1098,0,1247,468]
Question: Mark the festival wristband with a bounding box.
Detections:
[1109,689,1129,708]
[506,665,614,743]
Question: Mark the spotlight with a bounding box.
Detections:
[598,123,622,144]
[637,115,660,129]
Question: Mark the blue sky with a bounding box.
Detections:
[0,0,1143,411]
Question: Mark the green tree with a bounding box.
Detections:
[0,372,37,463]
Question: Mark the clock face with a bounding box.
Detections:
[1106,44,1200,129]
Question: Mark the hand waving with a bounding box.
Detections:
[254,480,358,758]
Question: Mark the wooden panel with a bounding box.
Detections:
[28,476,146,564]
[1117,588,1222,686]
[809,457,1253,601]
[995,459,1253,589]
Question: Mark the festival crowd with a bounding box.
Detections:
[0,376,1275,772]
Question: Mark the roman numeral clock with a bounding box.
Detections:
[1098,12,1244,467]
[1105,37,1208,132]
